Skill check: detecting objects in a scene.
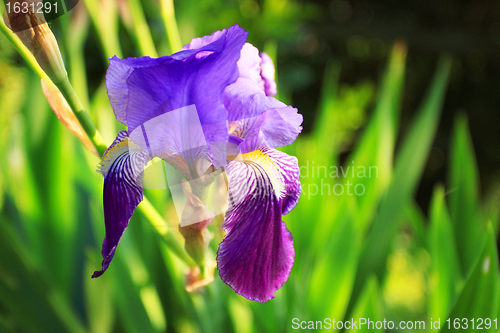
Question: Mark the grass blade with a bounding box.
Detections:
[448,115,485,276]
[347,55,452,317]
[440,225,499,332]
[428,185,463,321]
[350,276,384,332]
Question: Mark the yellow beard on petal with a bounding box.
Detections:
[241,149,285,199]
[99,137,141,177]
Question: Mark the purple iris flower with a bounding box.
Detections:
[93,25,302,302]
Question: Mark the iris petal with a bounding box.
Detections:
[105,25,248,167]
[106,57,163,127]
[237,43,265,87]
[224,77,285,122]
[229,106,303,150]
[224,44,282,122]
[217,148,295,302]
[264,149,301,215]
[181,29,227,52]
[92,131,149,278]
[259,52,277,97]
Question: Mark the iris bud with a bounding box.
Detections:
[5,0,67,82]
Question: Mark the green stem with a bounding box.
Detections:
[138,199,196,268]
[160,0,182,53]
[56,77,108,156]
[199,264,206,279]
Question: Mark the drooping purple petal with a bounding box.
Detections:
[217,149,295,302]
[105,25,248,167]
[92,131,149,278]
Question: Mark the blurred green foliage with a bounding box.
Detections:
[0,0,499,332]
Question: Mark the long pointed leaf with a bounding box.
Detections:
[428,185,462,320]
[448,115,485,275]
[441,225,499,332]
[347,55,452,317]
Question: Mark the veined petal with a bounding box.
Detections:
[264,149,301,215]
[92,131,149,278]
[217,148,295,302]
[259,52,277,97]
[229,106,303,150]
[224,45,282,121]
[105,25,248,164]
[237,43,265,87]
[224,77,285,122]
[106,56,164,126]
[181,29,227,52]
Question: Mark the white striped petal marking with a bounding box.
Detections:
[93,131,149,278]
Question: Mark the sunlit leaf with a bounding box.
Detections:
[428,185,462,321]
[347,55,452,317]
[405,201,427,249]
[441,225,499,332]
[85,255,115,333]
[307,215,360,320]
[350,276,384,332]
[448,115,485,276]
[341,42,407,233]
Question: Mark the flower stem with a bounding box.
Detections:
[138,199,196,268]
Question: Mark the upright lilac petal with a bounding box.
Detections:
[237,43,265,86]
[229,106,303,149]
[259,52,277,97]
[224,78,285,122]
[217,149,295,302]
[236,131,266,155]
[261,107,303,148]
[92,131,149,278]
[224,44,282,121]
[235,44,276,96]
[181,29,227,51]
